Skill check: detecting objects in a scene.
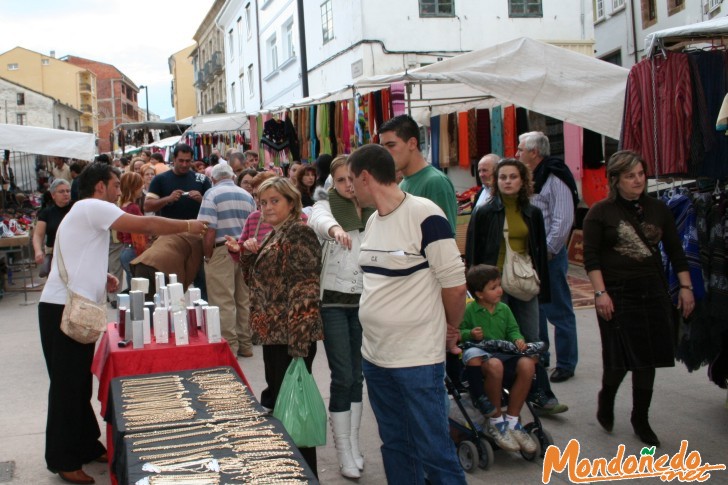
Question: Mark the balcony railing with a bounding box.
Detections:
[194,70,205,88]
[203,61,213,84]
[81,126,94,133]
[79,82,92,93]
[212,51,223,75]
[81,104,93,113]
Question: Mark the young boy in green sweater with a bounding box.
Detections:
[460,264,537,453]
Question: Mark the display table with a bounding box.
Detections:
[0,233,38,304]
[109,367,318,484]
[92,323,248,418]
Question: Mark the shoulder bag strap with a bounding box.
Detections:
[253,214,263,241]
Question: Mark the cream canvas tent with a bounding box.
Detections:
[349,37,629,139]
[0,124,96,161]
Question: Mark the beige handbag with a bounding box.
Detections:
[55,234,107,344]
[500,218,540,301]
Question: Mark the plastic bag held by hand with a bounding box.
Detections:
[272,357,327,447]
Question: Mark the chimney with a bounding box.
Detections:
[50,50,56,58]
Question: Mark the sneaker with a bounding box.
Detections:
[474,395,497,417]
[510,422,538,453]
[485,420,520,452]
[531,394,569,415]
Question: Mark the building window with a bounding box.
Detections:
[16,113,26,125]
[613,0,625,9]
[667,0,685,16]
[267,34,278,72]
[239,74,245,109]
[237,17,244,56]
[641,0,657,28]
[229,29,235,57]
[58,114,62,127]
[66,117,70,129]
[75,120,79,131]
[245,4,252,39]
[17,93,25,105]
[41,59,50,65]
[509,0,543,17]
[231,82,236,111]
[418,0,454,17]
[247,64,254,97]
[594,0,605,20]
[7,63,18,71]
[284,20,295,59]
[321,0,334,43]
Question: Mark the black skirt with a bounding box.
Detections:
[599,276,676,370]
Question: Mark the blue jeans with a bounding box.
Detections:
[363,360,466,485]
[503,292,540,343]
[119,246,137,292]
[538,247,578,372]
[321,307,363,412]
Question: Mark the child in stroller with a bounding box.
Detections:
[459,264,542,454]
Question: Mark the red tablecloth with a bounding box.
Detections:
[91,323,248,418]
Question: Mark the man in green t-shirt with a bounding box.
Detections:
[379,115,458,236]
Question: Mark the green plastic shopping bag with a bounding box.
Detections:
[273,357,327,447]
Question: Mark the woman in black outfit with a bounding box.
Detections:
[583,150,695,446]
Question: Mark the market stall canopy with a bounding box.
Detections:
[184,113,250,135]
[351,37,629,139]
[149,135,182,148]
[116,121,190,133]
[645,16,728,55]
[0,124,96,161]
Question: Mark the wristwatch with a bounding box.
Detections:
[594,290,607,297]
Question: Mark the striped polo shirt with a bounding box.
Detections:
[197,179,255,243]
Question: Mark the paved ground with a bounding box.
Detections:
[1,268,727,485]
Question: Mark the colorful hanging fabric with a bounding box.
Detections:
[328,101,337,156]
[490,106,503,157]
[391,82,406,116]
[380,88,392,123]
[334,101,343,156]
[341,100,351,154]
[503,105,517,158]
[249,116,258,151]
[439,114,450,168]
[458,111,470,169]
[448,113,458,167]
[256,114,264,161]
[354,95,363,146]
[468,110,477,162]
[310,105,318,159]
[475,109,491,157]
[368,92,379,143]
[516,107,529,137]
[431,115,441,169]
[562,122,583,181]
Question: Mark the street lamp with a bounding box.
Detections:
[139,85,150,121]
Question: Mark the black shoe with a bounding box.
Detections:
[550,368,574,383]
[109,300,117,310]
[631,413,660,446]
[596,389,615,432]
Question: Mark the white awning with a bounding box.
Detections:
[0,124,96,161]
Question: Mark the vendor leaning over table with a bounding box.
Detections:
[37,162,207,485]
[226,176,323,478]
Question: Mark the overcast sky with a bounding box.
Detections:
[0,0,215,120]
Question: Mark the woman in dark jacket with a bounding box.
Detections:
[583,150,694,447]
[466,158,550,343]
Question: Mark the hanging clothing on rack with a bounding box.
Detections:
[475,109,491,157]
[458,111,470,169]
[431,115,441,169]
[502,105,517,158]
[490,106,503,157]
[621,52,693,176]
[391,82,406,116]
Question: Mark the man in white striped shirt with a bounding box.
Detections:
[518,131,580,383]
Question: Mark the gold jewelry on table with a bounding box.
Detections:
[133,436,228,453]
[139,443,232,461]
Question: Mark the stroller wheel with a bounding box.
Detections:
[520,429,543,461]
[477,438,494,470]
[457,440,479,472]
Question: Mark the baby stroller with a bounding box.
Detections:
[445,343,554,472]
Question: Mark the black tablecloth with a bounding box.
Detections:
[109,366,318,484]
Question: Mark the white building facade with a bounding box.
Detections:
[0,76,82,130]
[594,0,727,67]
[215,0,595,113]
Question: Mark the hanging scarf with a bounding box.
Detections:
[328,187,375,232]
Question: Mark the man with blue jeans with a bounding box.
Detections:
[348,144,466,484]
[518,131,580,383]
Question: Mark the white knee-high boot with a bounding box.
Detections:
[330,411,361,478]
[350,402,364,470]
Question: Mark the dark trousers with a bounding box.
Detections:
[260,343,318,477]
[38,303,105,472]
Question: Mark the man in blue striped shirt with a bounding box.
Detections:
[198,164,256,357]
[518,131,580,383]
